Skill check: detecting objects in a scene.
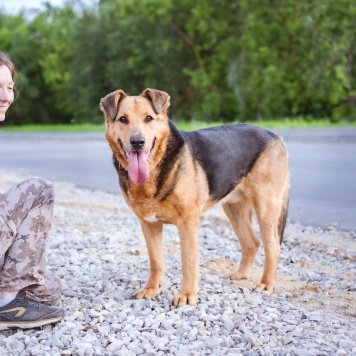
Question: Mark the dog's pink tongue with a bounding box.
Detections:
[128,151,149,184]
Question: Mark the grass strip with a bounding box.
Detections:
[1,118,355,133]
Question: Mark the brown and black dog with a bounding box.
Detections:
[100,88,290,307]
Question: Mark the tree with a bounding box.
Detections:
[227,0,356,120]
[0,4,75,124]
[1,0,355,124]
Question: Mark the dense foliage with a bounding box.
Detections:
[1,0,355,124]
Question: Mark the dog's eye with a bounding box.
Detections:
[144,116,153,123]
[118,116,129,124]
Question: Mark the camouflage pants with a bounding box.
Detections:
[0,177,61,304]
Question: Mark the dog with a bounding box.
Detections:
[100,88,290,307]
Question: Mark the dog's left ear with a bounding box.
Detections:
[100,89,127,121]
[141,88,170,114]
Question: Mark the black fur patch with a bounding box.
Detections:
[112,154,129,195]
[183,124,278,202]
[154,120,185,200]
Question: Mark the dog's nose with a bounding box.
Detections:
[130,135,145,150]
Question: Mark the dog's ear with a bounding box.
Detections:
[100,90,127,121]
[141,88,170,114]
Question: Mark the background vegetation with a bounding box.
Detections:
[1,0,355,126]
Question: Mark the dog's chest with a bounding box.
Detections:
[137,204,176,224]
[125,190,181,224]
[143,212,160,223]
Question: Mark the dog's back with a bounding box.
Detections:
[183,123,279,201]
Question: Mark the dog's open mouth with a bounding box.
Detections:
[119,138,156,184]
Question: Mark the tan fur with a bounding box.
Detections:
[101,88,290,306]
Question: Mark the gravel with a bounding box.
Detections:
[1,170,355,356]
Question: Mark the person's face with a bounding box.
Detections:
[0,65,15,121]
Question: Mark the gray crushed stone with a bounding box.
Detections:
[0,170,355,356]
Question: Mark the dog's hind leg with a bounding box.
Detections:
[223,199,260,281]
[132,220,164,300]
[253,195,282,293]
[251,141,290,293]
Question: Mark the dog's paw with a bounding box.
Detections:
[224,271,249,280]
[253,282,274,294]
[132,287,160,299]
[172,293,197,307]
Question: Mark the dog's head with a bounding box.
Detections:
[100,88,171,185]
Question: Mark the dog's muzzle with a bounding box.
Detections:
[118,138,156,184]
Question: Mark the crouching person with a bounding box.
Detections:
[0,51,65,330]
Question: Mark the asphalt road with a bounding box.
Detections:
[0,127,355,231]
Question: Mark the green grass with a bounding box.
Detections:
[251,118,356,129]
[1,118,355,132]
[0,124,106,132]
[175,118,356,131]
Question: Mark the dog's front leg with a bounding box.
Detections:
[132,220,164,300]
[173,217,199,307]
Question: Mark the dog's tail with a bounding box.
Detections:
[278,173,290,244]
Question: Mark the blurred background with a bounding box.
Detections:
[1,0,355,126]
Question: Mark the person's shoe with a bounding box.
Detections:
[0,290,65,330]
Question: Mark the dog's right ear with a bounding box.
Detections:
[100,90,127,121]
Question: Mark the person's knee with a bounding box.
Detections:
[26,177,54,200]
